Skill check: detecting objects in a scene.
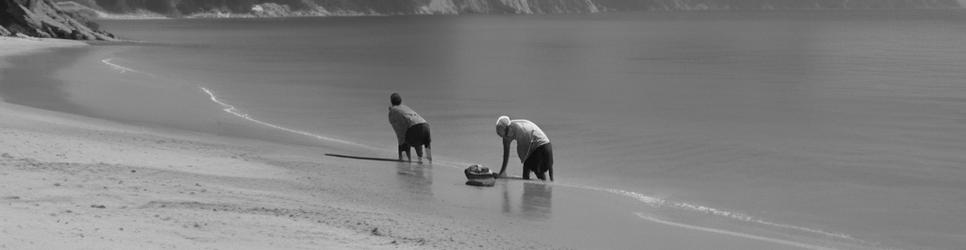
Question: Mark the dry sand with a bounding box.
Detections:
[0,38,530,249]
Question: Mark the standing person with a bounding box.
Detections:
[388,93,432,162]
[495,115,553,181]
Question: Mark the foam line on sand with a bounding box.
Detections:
[547,182,888,249]
[100,57,378,151]
[636,213,836,250]
[200,86,376,150]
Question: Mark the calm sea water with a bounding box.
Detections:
[20,10,966,249]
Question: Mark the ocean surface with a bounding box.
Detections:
[4,10,966,249]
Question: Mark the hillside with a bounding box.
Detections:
[52,0,964,18]
[1,0,114,40]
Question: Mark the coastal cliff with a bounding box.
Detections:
[1,0,113,40]
[53,0,964,18]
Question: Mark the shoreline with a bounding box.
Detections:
[0,38,488,249]
[0,38,771,250]
[0,38,87,75]
[0,38,891,249]
[0,43,92,115]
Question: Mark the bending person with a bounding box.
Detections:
[495,115,553,181]
[388,93,432,162]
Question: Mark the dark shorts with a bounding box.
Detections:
[401,123,431,148]
[523,143,553,180]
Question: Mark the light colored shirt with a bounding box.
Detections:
[388,105,427,144]
[503,119,550,163]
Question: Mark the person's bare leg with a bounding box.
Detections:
[404,147,412,162]
[425,144,432,162]
[414,145,424,163]
[549,165,554,182]
[547,144,554,181]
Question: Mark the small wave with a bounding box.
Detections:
[102,58,149,76]
[636,213,836,250]
[199,87,376,149]
[557,183,859,242]
[100,57,378,150]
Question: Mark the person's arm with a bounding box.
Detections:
[389,108,405,160]
[390,109,397,160]
[497,137,511,177]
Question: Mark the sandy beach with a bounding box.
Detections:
[0,38,528,249]
[0,38,816,250]
[4,28,945,249]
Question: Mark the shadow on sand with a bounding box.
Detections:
[324,153,409,163]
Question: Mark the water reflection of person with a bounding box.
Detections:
[521,182,552,218]
[502,182,553,219]
[395,162,433,197]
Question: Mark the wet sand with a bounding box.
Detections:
[1,38,879,249]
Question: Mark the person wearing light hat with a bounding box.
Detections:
[495,115,553,181]
[388,93,432,162]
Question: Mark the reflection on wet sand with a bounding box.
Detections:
[503,182,553,219]
[395,162,433,197]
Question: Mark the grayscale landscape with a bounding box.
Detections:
[3,0,965,249]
